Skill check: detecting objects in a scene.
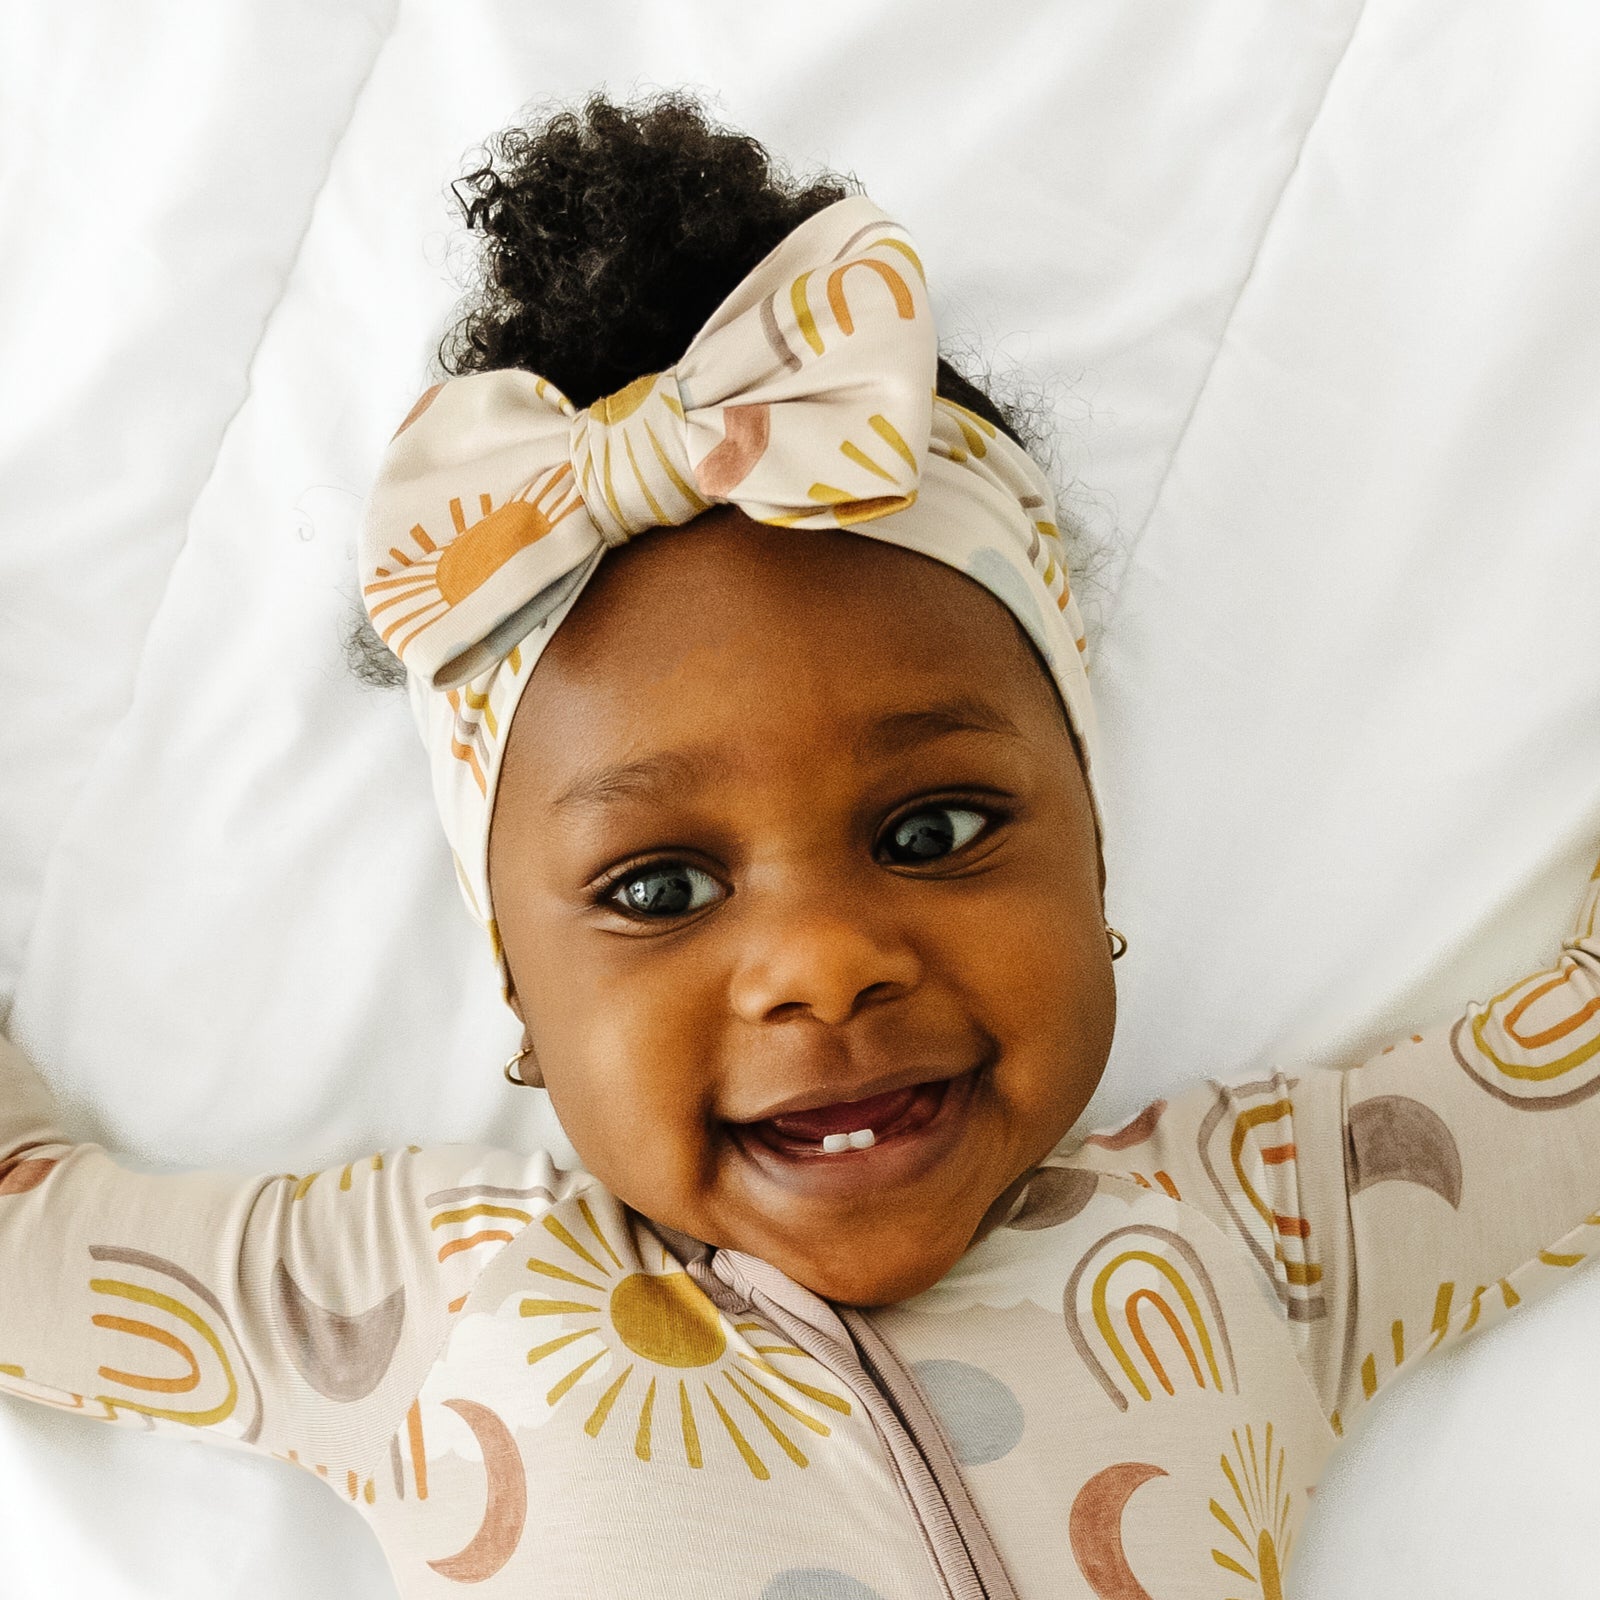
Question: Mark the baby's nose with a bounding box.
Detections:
[726,902,922,1026]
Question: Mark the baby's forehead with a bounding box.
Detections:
[532,512,1052,699]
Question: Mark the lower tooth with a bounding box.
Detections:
[819,1129,877,1154]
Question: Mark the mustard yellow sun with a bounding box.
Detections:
[518,1200,849,1478]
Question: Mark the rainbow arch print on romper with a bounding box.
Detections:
[516,1195,851,1478]
[1196,1077,1325,1323]
[84,1244,265,1442]
[1063,1223,1239,1412]
[1452,866,1600,1108]
[759,212,925,374]
[425,1174,561,1315]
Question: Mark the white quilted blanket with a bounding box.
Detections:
[3,2,1599,1594]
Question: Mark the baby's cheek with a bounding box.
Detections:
[547,1001,724,1206]
[983,914,1114,1119]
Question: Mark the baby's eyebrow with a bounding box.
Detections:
[550,747,716,813]
[549,695,1021,814]
[855,696,1023,762]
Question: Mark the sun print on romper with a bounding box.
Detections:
[512,1198,852,1478]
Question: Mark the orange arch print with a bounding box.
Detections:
[1091,1249,1223,1403]
[826,257,915,336]
[1124,1288,1205,1396]
[1476,965,1600,1079]
[1066,1225,1238,1412]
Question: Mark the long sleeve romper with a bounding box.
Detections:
[3,855,1600,1599]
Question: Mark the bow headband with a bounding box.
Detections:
[358,194,1098,967]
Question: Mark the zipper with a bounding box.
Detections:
[698,1249,1019,1600]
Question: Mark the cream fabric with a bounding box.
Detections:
[357,195,1095,943]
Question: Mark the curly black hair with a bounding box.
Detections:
[349,91,1058,687]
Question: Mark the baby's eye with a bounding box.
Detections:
[880,805,990,865]
[607,863,722,919]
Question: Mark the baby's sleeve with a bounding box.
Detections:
[1066,854,1600,1434]
[0,1031,583,1486]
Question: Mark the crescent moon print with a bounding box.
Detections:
[1346,1095,1462,1207]
[1007,1166,1098,1230]
[0,1152,58,1195]
[694,404,771,496]
[1069,1462,1167,1599]
[1196,1078,1324,1323]
[1063,1224,1237,1411]
[1451,948,1600,1108]
[972,1164,1099,1243]
[427,1399,528,1583]
[270,1260,406,1403]
[1082,1101,1167,1150]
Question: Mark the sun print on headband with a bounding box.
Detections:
[362,464,585,665]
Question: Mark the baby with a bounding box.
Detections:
[4,93,1600,1600]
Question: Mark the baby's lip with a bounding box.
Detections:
[728,1063,967,1127]
[727,1069,982,1194]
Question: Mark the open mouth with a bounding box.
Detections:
[725,1068,981,1193]
[740,1078,954,1158]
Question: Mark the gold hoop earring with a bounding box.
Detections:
[1106,926,1128,961]
[503,1045,542,1088]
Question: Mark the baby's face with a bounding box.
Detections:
[488,509,1114,1305]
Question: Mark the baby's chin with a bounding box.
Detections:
[782,1244,968,1308]
[711,1202,985,1308]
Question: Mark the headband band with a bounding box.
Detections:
[358,194,1098,969]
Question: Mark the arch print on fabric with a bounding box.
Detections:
[85,1245,264,1442]
[1062,1224,1239,1412]
[1451,913,1600,1109]
[1196,1079,1325,1323]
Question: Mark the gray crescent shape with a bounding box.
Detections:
[1347,1094,1463,1209]
[270,1259,406,1402]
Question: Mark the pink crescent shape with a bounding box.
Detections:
[1069,1461,1168,1600]
[426,1399,528,1583]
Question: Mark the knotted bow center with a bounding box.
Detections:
[567,369,709,546]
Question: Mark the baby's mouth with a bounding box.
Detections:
[736,1077,956,1160]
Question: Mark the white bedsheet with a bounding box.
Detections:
[3,2,1599,1594]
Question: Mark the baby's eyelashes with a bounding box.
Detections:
[604,862,723,919]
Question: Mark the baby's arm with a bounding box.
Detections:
[0,1032,582,1482]
[1065,853,1600,1433]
